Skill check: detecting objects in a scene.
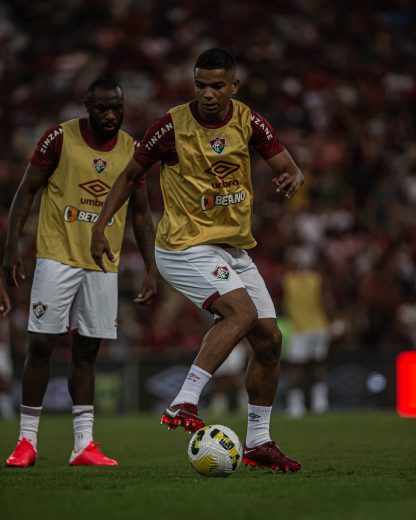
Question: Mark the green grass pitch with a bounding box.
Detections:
[1,411,415,520]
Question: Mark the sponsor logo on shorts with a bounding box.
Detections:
[93,158,107,174]
[205,160,240,179]
[212,266,230,280]
[209,137,226,156]
[63,206,115,225]
[201,191,246,211]
[32,302,48,319]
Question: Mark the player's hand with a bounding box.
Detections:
[90,229,114,273]
[133,269,158,305]
[0,286,11,317]
[3,247,26,288]
[272,169,304,199]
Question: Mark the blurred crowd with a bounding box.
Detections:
[0,0,415,367]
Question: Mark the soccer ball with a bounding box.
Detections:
[188,424,243,477]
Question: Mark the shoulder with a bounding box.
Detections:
[37,124,65,154]
[169,103,191,117]
[249,110,285,159]
[30,122,68,173]
[141,113,174,147]
[117,128,136,148]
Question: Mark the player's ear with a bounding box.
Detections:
[231,79,240,96]
[84,92,92,113]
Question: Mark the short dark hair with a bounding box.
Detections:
[86,78,123,100]
[194,48,236,71]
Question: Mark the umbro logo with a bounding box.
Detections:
[187,372,200,383]
[248,412,260,422]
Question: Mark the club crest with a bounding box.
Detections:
[93,158,107,174]
[32,302,48,319]
[209,137,226,156]
[212,266,230,280]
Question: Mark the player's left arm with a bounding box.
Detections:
[129,184,157,305]
[267,150,304,200]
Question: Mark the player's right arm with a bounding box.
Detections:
[91,157,148,272]
[3,164,51,287]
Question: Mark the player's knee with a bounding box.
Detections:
[27,334,54,360]
[72,337,100,364]
[253,328,282,365]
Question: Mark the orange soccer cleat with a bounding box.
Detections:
[242,441,301,472]
[69,441,118,466]
[161,403,205,433]
[6,438,37,467]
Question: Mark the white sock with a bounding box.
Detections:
[286,388,306,418]
[19,404,42,449]
[246,403,272,448]
[72,405,94,452]
[311,382,329,413]
[171,365,212,406]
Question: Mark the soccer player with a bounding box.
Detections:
[3,79,157,467]
[0,277,11,318]
[91,49,304,472]
[282,248,332,417]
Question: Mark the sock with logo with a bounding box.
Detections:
[171,365,212,406]
[245,403,272,448]
[19,404,42,449]
[72,405,94,452]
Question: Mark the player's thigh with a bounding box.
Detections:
[28,258,83,334]
[230,250,276,319]
[155,245,246,310]
[71,270,118,339]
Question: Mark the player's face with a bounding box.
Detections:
[194,68,239,121]
[86,87,124,139]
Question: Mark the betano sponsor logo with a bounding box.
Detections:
[201,190,246,211]
[63,206,114,225]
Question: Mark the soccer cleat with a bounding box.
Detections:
[242,441,301,472]
[69,441,118,466]
[160,403,205,432]
[6,438,37,467]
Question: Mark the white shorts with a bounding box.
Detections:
[155,245,276,319]
[28,258,118,339]
[284,328,329,363]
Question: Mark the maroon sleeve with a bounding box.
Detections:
[29,125,64,174]
[249,110,285,160]
[133,113,177,169]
